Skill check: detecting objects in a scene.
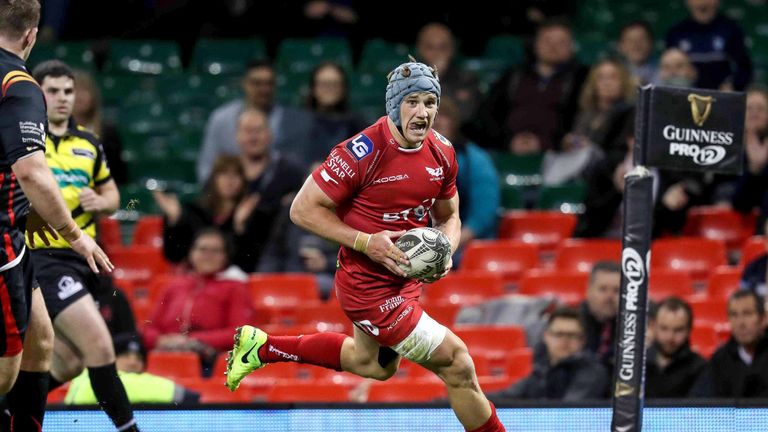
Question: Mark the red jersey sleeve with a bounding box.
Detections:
[434,132,459,200]
[311,132,376,205]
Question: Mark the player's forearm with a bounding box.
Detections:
[13,156,77,232]
[434,213,461,254]
[96,183,120,214]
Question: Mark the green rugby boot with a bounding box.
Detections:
[225,325,268,391]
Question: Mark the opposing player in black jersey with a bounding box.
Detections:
[0,1,113,430]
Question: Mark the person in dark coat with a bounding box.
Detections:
[692,290,768,397]
[646,297,706,398]
[491,307,608,400]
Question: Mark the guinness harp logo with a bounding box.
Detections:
[615,382,635,398]
[688,94,714,127]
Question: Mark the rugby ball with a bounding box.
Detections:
[395,227,452,279]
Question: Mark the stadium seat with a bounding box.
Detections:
[740,236,766,267]
[648,270,694,301]
[497,211,577,251]
[47,382,70,405]
[683,206,754,250]
[483,35,525,66]
[190,38,267,75]
[132,216,163,248]
[267,381,351,402]
[98,217,122,252]
[110,246,170,282]
[454,326,527,361]
[349,71,383,110]
[503,348,534,380]
[276,38,352,74]
[420,272,505,306]
[687,298,728,325]
[367,380,446,402]
[478,375,519,393]
[105,40,182,75]
[690,325,720,358]
[536,182,587,214]
[146,351,201,380]
[500,186,525,210]
[119,101,177,135]
[293,303,352,334]
[28,41,96,72]
[460,240,540,283]
[651,238,727,280]
[249,273,322,313]
[177,378,253,403]
[706,266,741,301]
[358,39,411,75]
[309,368,366,386]
[554,239,621,273]
[517,269,589,304]
[424,303,461,327]
[493,153,544,188]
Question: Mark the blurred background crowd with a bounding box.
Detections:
[30,0,768,404]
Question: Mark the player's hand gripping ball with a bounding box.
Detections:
[395,227,452,280]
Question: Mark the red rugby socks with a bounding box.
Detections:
[258,333,347,371]
[468,401,506,432]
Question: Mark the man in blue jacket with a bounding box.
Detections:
[666,0,752,90]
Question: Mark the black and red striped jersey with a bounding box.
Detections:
[0,47,47,268]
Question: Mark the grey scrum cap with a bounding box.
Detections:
[385,61,441,127]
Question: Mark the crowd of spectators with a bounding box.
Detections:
[48,0,768,402]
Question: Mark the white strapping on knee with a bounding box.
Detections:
[391,312,447,364]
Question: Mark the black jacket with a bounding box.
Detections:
[645,343,706,398]
[492,350,608,400]
[693,333,768,398]
[580,301,616,371]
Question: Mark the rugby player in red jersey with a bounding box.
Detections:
[227,60,505,432]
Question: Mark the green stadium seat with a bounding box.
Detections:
[276,38,352,75]
[500,186,525,210]
[98,75,158,106]
[358,39,412,75]
[27,41,96,71]
[493,153,544,187]
[105,40,182,75]
[536,182,587,214]
[461,58,510,94]
[483,35,525,66]
[574,37,611,65]
[120,183,157,214]
[118,102,176,135]
[190,38,267,75]
[275,70,311,107]
[349,72,383,109]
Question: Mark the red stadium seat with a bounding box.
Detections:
[367,380,446,402]
[146,351,201,380]
[267,381,351,402]
[478,375,518,393]
[424,303,461,326]
[47,382,70,404]
[250,273,322,320]
[309,368,366,386]
[293,303,352,334]
[178,378,253,403]
[397,356,491,381]
[554,239,621,273]
[517,269,589,304]
[740,236,766,268]
[687,298,728,325]
[504,348,533,380]
[454,326,527,361]
[706,266,741,301]
[497,211,577,251]
[651,238,727,281]
[648,270,694,302]
[460,240,540,282]
[421,272,505,306]
[132,215,164,248]
[683,206,754,250]
[690,325,720,358]
[97,217,122,252]
[110,246,170,283]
